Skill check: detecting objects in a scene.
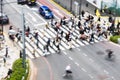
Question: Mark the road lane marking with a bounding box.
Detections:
[88,74,94,79]
[111,76,116,80]
[82,53,87,56]
[81,68,87,72]
[77,48,81,51]
[89,58,94,63]
[33,12,47,23]
[103,70,109,74]
[52,9,63,17]
[63,52,67,55]
[27,12,37,22]
[34,23,47,27]
[25,17,35,26]
[75,62,79,66]
[69,57,73,61]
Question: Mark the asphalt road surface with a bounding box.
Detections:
[33,41,120,80]
[3,0,120,80]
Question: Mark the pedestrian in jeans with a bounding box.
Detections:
[36,39,39,48]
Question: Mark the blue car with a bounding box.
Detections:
[39,6,54,19]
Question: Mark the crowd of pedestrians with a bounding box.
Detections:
[12,11,120,56]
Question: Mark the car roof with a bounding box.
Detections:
[40,6,49,10]
[0,13,6,16]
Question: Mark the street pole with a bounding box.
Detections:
[70,0,72,12]
[21,6,26,68]
[79,0,82,20]
[101,0,103,13]
[0,0,3,35]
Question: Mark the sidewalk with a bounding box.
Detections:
[0,24,37,80]
[0,33,20,79]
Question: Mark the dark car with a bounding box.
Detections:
[39,6,54,19]
[17,0,27,5]
[0,13,9,25]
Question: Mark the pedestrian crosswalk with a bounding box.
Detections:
[16,23,107,59]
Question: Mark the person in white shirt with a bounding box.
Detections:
[63,64,72,77]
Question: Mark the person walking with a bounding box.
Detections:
[81,10,85,17]
[32,48,36,58]
[19,50,22,58]
[56,39,61,52]
[89,30,95,43]
[17,34,21,42]
[9,26,13,30]
[108,50,113,59]
[36,39,39,48]
[3,56,6,66]
[47,38,51,47]
[4,68,13,79]
[5,45,8,58]
[34,31,38,40]
[43,44,49,53]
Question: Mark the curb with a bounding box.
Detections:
[109,41,120,48]
[28,59,37,80]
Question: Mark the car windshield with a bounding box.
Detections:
[45,9,51,13]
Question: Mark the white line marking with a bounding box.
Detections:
[63,52,67,55]
[89,58,94,63]
[77,48,81,51]
[82,53,87,56]
[27,12,37,22]
[33,12,47,23]
[75,62,79,66]
[111,76,116,80]
[34,23,47,27]
[81,68,87,72]
[88,74,94,79]
[82,40,89,45]
[69,57,73,61]
[103,70,109,74]
[76,40,85,46]
[25,16,35,26]
[52,9,63,17]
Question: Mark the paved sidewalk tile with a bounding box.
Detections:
[0,33,19,79]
